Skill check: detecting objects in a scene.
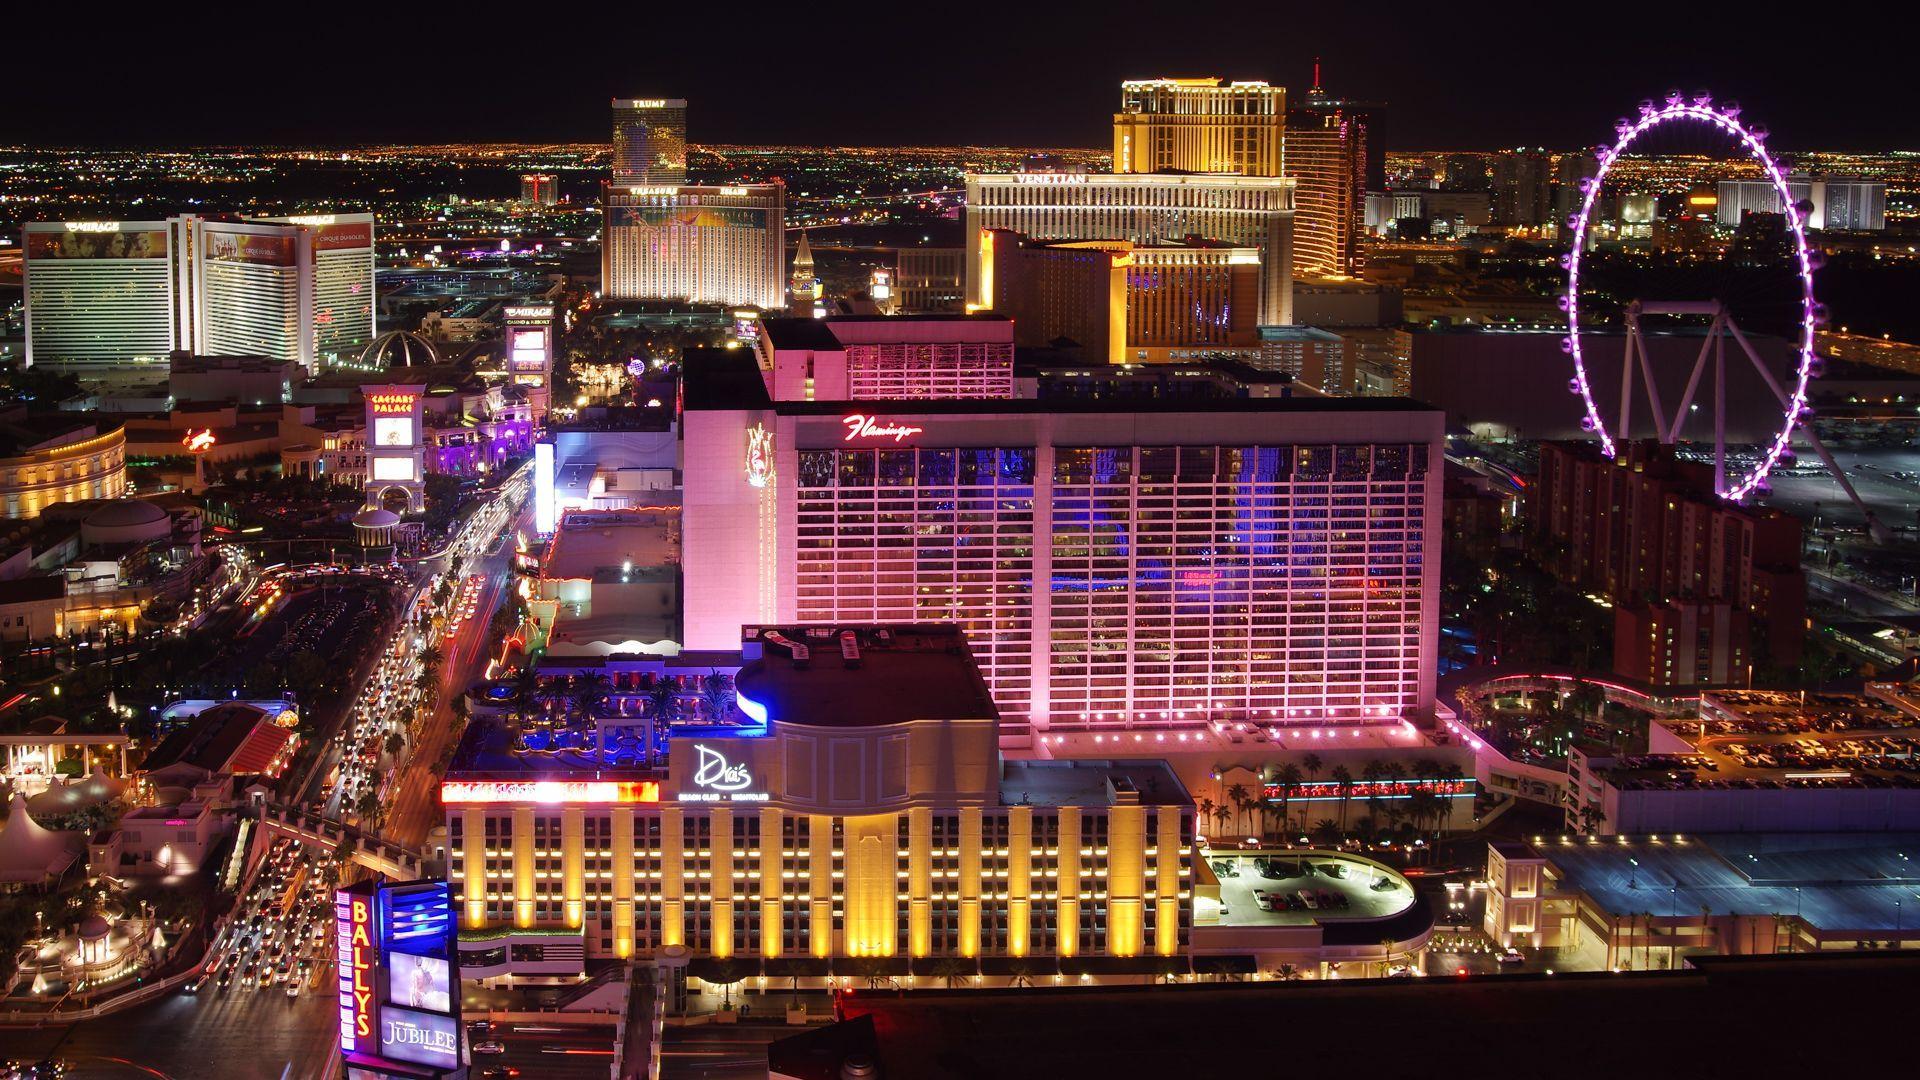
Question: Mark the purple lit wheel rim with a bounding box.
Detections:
[1563,98,1818,501]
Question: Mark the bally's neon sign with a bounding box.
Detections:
[336,890,374,1054]
[842,414,923,444]
[681,744,769,802]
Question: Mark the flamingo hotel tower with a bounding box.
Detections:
[680,334,1444,749]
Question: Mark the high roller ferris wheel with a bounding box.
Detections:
[1560,91,1887,542]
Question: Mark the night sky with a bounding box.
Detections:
[7,4,1915,151]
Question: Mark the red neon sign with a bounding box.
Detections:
[366,393,419,416]
[439,780,661,805]
[841,414,923,443]
[182,429,217,453]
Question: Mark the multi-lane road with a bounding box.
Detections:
[0,469,531,1080]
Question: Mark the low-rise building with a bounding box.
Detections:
[1565,689,1920,834]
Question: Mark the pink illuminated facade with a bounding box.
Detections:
[683,350,1444,748]
[755,315,1016,402]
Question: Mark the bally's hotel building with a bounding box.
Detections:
[681,347,1443,750]
[445,626,1195,976]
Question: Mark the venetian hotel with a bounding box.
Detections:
[444,625,1195,979]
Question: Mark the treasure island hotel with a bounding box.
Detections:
[600,97,785,310]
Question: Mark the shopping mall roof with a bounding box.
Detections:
[732,625,998,730]
[1526,833,1920,933]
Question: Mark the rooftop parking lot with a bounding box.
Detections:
[1200,852,1417,927]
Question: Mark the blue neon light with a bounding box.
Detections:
[734,689,770,726]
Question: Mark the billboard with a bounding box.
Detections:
[204,228,295,267]
[379,1006,461,1070]
[337,879,462,1074]
[314,220,374,252]
[27,228,168,260]
[371,456,416,482]
[387,952,451,1013]
[373,418,415,447]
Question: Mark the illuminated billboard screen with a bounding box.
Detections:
[379,1005,461,1070]
[387,952,451,1013]
[440,779,661,804]
[28,228,168,260]
[204,229,296,267]
[371,456,415,482]
[373,418,415,447]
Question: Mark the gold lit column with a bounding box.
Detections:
[843,815,897,957]
[908,808,932,958]
[1154,807,1184,957]
[612,808,635,959]
[511,807,535,928]
[1057,808,1080,957]
[461,809,485,928]
[808,815,833,957]
[562,807,585,929]
[711,810,734,959]
[959,809,982,959]
[1008,807,1032,958]
[1107,805,1145,957]
[760,808,782,959]
[661,808,685,949]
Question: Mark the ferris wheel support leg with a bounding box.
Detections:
[1715,329,1727,497]
[1669,309,1722,443]
[1620,309,1639,444]
[1726,318,1887,542]
[1634,326,1673,444]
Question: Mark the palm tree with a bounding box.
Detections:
[1271,763,1305,835]
[1312,819,1341,848]
[1577,803,1606,836]
[708,958,754,1008]
[647,676,677,725]
[1212,804,1233,839]
[1330,765,1356,833]
[1354,815,1377,848]
[701,670,734,722]
[1361,759,1388,823]
[1226,783,1251,837]
[930,956,972,989]
[1302,753,1323,787]
[1197,798,1217,839]
[1271,964,1303,981]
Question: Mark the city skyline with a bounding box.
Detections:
[6,6,1920,151]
